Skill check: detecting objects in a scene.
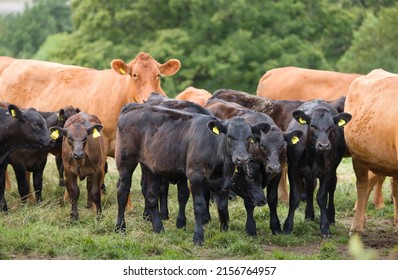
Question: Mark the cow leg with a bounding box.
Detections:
[11,163,30,203]
[101,161,107,193]
[158,179,169,220]
[87,172,102,219]
[244,199,257,236]
[326,175,337,224]
[215,190,229,231]
[268,176,282,234]
[278,162,289,203]
[304,178,316,221]
[55,155,65,187]
[390,177,398,231]
[317,173,333,238]
[350,159,373,235]
[283,168,301,234]
[140,167,150,221]
[203,187,211,225]
[144,170,164,233]
[176,180,190,229]
[0,162,8,212]
[371,174,385,209]
[32,168,45,204]
[189,174,207,246]
[115,162,137,232]
[65,170,79,220]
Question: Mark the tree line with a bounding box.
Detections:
[1,0,397,96]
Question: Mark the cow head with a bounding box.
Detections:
[207,117,271,175]
[232,161,267,207]
[255,126,303,176]
[8,104,52,149]
[293,109,352,152]
[111,52,181,103]
[50,123,103,161]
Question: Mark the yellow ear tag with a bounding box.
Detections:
[11,109,16,117]
[212,126,220,135]
[51,130,59,140]
[338,119,346,127]
[92,128,101,138]
[250,138,255,143]
[119,68,126,74]
[235,166,239,173]
[298,117,307,124]
[291,136,300,145]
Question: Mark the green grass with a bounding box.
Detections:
[0,156,397,260]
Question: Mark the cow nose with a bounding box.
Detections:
[316,142,331,151]
[73,152,84,160]
[266,164,281,175]
[236,154,250,166]
[254,197,267,207]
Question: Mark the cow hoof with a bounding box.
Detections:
[101,184,106,193]
[70,213,79,220]
[176,218,186,229]
[115,223,126,233]
[142,211,151,221]
[322,233,332,239]
[246,230,257,237]
[153,226,164,234]
[193,233,204,246]
[59,179,65,187]
[160,214,169,220]
[349,230,363,236]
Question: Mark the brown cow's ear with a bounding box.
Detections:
[159,59,181,76]
[111,59,130,75]
[87,124,103,138]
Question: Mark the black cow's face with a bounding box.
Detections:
[293,109,351,153]
[49,123,103,160]
[208,117,271,175]
[9,105,52,148]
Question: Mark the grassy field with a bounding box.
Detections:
[0,156,397,260]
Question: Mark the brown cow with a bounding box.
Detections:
[50,112,106,220]
[175,86,212,107]
[256,67,386,209]
[0,52,181,157]
[344,69,398,234]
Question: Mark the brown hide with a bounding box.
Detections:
[0,53,181,157]
[175,86,212,107]
[345,69,398,234]
[256,66,360,101]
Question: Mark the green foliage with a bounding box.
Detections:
[0,0,72,58]
[337,3,398,74]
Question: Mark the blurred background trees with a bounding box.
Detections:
[0,0,397,95]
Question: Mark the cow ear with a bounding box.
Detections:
[87,124,104,138]
[292,110,311,125]
[49,126,67,140]
[334,112,352,127]
[57,109,66,122]
[8,104,23,119]
[251,123,271,142]
[111,59,130,75]
[207,120,226,135]
[284,130,303,145]
[159,59,181,76]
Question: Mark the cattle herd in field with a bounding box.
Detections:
[0,53,397,246]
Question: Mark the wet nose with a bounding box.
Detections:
[73,151,84,160]
[266,164,281,175]
[316,142,331,151]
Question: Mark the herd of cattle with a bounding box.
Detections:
[0,53,397,246]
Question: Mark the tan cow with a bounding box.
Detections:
[344,69,398,234]
[256,66,360,101]
[175,86,212,107]
[0,52,181,157]
[256,66,386,209]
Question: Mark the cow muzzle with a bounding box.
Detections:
[316,141,331,152]
[72,151,84,160]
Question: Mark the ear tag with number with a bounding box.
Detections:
[11,109,16,117]
[212,126,220,135]
[298,117,307,124]
[291,136,300,145]
[51,130,59,140]
[92,128,101,138]
[338,119,346,127]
